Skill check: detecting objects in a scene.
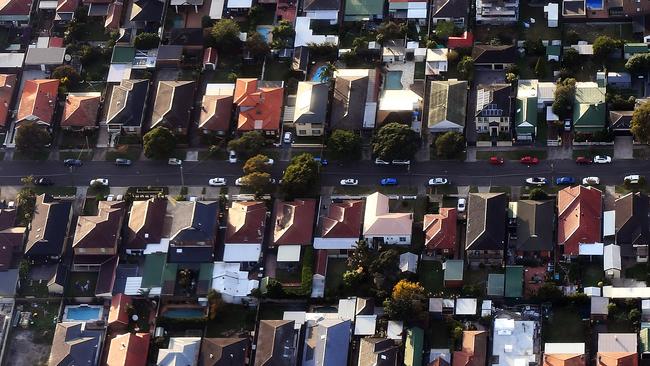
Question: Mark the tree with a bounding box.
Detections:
[52,65,80,88]
[20,175,35,186]
[625,53,650,74]
[271,20,294,49]
[347,240,373,272]
[328,130,361,160]
[534,57,547,79]
[207,289,223,320]
[534,282,564,303]
[562,47,580,71]
[243,154,272,175]
[143,127,177,160]
[377,21,405,42]
[211,19,241,51]
[245,32,270,59]
[631,101,650,143]
[524,39,545,56]
[457,56,474,81]
[352,37,368,53]
[434,21,455,39]
[281,153,319,198]
[241,172,272,197]
[15,122,50,158]
[134,32,160,50]
[528,188,548,200]
[593,35,621,63]
[372,122,420,160]
[227,131,267,159]
[16,188,36,224]
[434,131,465,159]
[319,62,336,81]
[552,78,576,119]
[383,280,428,323]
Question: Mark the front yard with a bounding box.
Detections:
[105,145,142,161]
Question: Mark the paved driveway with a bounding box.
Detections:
[614,136,633,159]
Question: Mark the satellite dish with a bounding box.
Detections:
[64,54,72,62]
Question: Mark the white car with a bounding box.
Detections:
[90,178,109,186]
[228,150,237,163]
[593,155,612,164]
[428,178,449,186]
[340,178,359,186]
[582,176,600,185]
[525,177,548,186]
[391,160,411,165]
[624,174,642,184]
[265,158,274,165]
[457,198,466,212]
[283,131,293,144]
[168,158,182,166]
[375,158,390,165]
[235,177,275,186]
[208,178,226,186]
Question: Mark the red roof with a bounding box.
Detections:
[61,93,100,127]
[105,1,123,29]
[320,200,364,238]
[0,0,32,16]
[596,353,638,366]
[272,199,316,246]
[48,37,64,48]
[557,186,602,256]
[423,208,457,253]
[16,79,59,125]
[108,293,131,326]
[448,32,474,49]
[0,74,16,127]
[225,201,267,244]
[203,47,218,65]
[234,79,284,133]
[56,0,79,13]
[106,332,150,366]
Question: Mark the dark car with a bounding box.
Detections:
[34,177,54,186]
[555,176,575,185]
[380,178,398,186]
[575,156,592,165]
[63,159,82,167]
[115,158,132,166]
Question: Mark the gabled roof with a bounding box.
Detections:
[363,192,413,237]
[272,199,316,246]
[73,200,126,251]
[0,74,16,127]
[515,80,538,134]
[151,80,195,132]
[516,200,554,252]
[557,186,602,256]
[24,48,66,66]
[573,82,606,130]
[452,331,487,366]
[126,197,167,250]
[294,81,329,125]
[320,200,364,238]
[331,70,372,130]
[431,0,467,17]
[615,192,649,246]
[106,79,149,128]
[48,322,103,366]
[105,1,123,29]
[61,92,101,128]
[106,333,150,366]
[472,45,516,64]
[609,110,633,131]
[199,338,248,366]
[16,79,59,125]
[543,343,586,366]
[475,84,511,118]
[157,337,202,366]
[200,84,234,132]
[95,255,118,296]
[428,80,467,130]
[465,193,507,251]
[164,201,218,246]
[358,338,399,366]
[254,320,296,366]
[596,352,638,366]
[0,0,33,16]
[25,194,72,257]
[234,78,284,132]
[303,319,351,365]
[303,0,339,10]
[56,0,79,13]
[130,0,164,22]
[423,208,457,252]
[225,201,267,244]
[108,293,131,327]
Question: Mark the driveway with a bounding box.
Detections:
[614,136,633,159]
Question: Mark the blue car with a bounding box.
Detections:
[380,178,398,186]
[314,157,328,166]
[555,176,575,185]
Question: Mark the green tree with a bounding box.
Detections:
[320,62,336,80]
[552,78,576,119]
[245,32,270,59]
[534,57,547,79]
[631,101,650,143]
[16,188,36,224]
[593,35,621,63]
[271,20,295,49]
[625,53,650,74]
[372,122,420,160]
[227,131,267,159]
[281,153,320,198]
[562,47,580,71]
[352,37,368,53]
[20,175,35,186]
[52,65,80,88]
[134,32,160,50]
[377,21,405,42]
[242,171,272,197]
[524,39,545,56]
[434,131,465,159]
[434,21,455,39]
[143,127,177,160]
[529,188,549,200]
[457,56,474,81]
[243,154,272,175]
[207,289,223,320]
[328,130,361,160]
[383,280,428,323]
[211,19,241,51]
[15,122,50,158]
[347,240,373,272]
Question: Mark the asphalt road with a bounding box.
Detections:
[0,158,648,188]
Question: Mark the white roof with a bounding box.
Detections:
[399,252,418,273]
[379,90,422,111]
[604,244,621,271]
[455,298,477,315]
[36,37,49,48]
[429,350,451,363]
[338,298,357,320]
[313,237,358,250]
[603,210,615,237]
[294,16,339,48]
[223,243,261,262]
[354,315,377,335]
[429,298,443,312]
[363,102,377,128]
[546,106,559,121]
[544,343,585,355]
[157,337,201,366]
[209,0,226,18]
[363,192,413,237]
[543,3,559,20]
[492,319,537,366]
[283,311,307,329]
[107,63,132,83]
[277,245,302,262]
[517,79,538,98]
[387,320,403,340]
[591,296,609,315]
[144,239,170,254]
[407,7,427,18]
[643,299,650,311]
[579,242,604,256]
[39,0,58,9]
[227,0,252,8]
[124,277,143,295]
[311,273,325,298]
[426,48,448,62]
[571,44,594,55]
[211,262,258,301]
[584,286,601,296]
[0,53,24,68]
[205,83,235,95]
[481,300,493,316]
[603,286,650,298]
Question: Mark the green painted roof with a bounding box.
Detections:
[163,263,178,282]
[573,83,606,131]
[443,260,464,281]
[345,0,384,17]
[141,253,166,288]
[515,96,537,134]
[624,43,649,54]
[199,263,214,281]
[111,46,135,64]
[546,45,561,56]
[641,327,650,353]
[487,273,505,296]
[505,266,523,298]
[404,327,424,366]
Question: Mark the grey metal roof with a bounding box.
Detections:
[515,200,554,252]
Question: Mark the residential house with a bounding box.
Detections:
[25,194,73,261]
[377,89,423,128]
[358,338,400,366]
[426,49,449,75]
[344,0,384,20]
[363,192,413,246]
[23,48,66,70]
[234,78,284,136]
[272,199,316,263]
[452,331,487,366]
[573,82,606,133]
[157,337,202,366]
[164,201,219,263]
[48,322,104,366]
[0,0,33,26]
[430,0,468,26]
[492,317,539,366]
[423,208,457,256]
[476,0,518,23]
[604,244,622,278]
[105,1,123,29]
[0,74,16,130]
[15,79,59,126]
[253,320,298,366]
[294,17,339,47]
[514,200,554,258]
[331,69,379,130]
[472,45,516,69]
[557,186,602,257]
[199,83,234,135]
[150,80,196,135]
[302,319,351,365]
[314,200,364,251]
[543,343,586,366]
[125,197,167,255]
[72,201,126,271]
[303,0,340,21]
[106,332,150,366]
[428,80,467,134]
[597,333,638,366]
[516,80,538,141]
[404,327,424,366]
[107,293,131,330]
[211,262,259,303]
[624,43,648,59]
[129,0,165,26]
[61,92,101,130]
[199,338,249,366]
[294,81,329,137]
[474,84,512,136]
[223,201,267,263]
[169,28,204,55]
[55,0,79,21]
[388,0,427,23]
[465,193,507,265]
[106,79,150,135]
[156,45,183,68]
[609,110,633,135]
[615,192,648,260]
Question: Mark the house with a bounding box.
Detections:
[597,333,638,366]
[55,0,79,21]
[294,17,339,47]
[129,0,165,25]
[156,45,183,68]
[157,337,202,366]
[107,293,131,329]
[302,319,351,365]
[223,201,267,263]
[404,327,424,366]
[426,49,449,75]
[331,69,379,130]
[472,45,516,69]
[363,192,413,246]
[590,296,609,320]
[0,74,16,129]
[573,82,606,133]
[423,208,457,256]
[604,244,622,279]
[388,0,427,22]
[465,193,507,265]
[199,338,249,366]
[272,199,316,263]
[430,0,468,26]
[448,32,474,48]
[428,80,467,134]
[106,79,150,135]
[125,197,167,255]
[543,343,585,366]
[557,186,602,257]
[72,201,126,271]
[106,332,150,366]
[358,338,400,366]
[624,43,648,59]
[476,0,519,24]
[164,201,219,263]
[234,78,284,135]
[15,79,59,126]
[169,28,204,54]
[609,110,633,134]
[452,331,487,366]
[377,89,423,128]
[61,92,101,130]
[25,195,73,261]
[474,84,512,136]
[303,0,340,21]
[443,259,464,287]
[344,0,384,20]
[514,200,554,257]
[23,48,66,70]
[199,83,234,135]
[211,262,259,303]
[544,3,559,27]
[293,81,329,137]
[150,81,196,135]
[492,317,539,366]
[516,80,538,141]
[314,200,364,250]
[0,0,33,26]
[615,192,648,260]
[48,322,104,366]
[253,320,298,366]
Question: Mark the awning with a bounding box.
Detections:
[277,245,301,262]
[107,64,132,83]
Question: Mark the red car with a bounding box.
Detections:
[489,156,505,165]
[575,156,593,165]
[520,156,539,165]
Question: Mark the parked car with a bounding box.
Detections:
[489,156,504,165]
[555,176,575,185]
[375,158,390,165]
[593,155,612,164]
[235,177,275,186]
[89,178,109,186]
[525,177,548,186]
[63,159,82,167]
[283,131,293,144]
[115,158,132,166]
[520,156,539,165]
[457,198,466,212]
[208,178,226,186]
[428,178,449,186]
[380,178,398,186]
[624,175,642,184]
[392,160,410,165]
[340,178,359,186]
[228,150,237,163]
[575,156,593,165]
[314,157,328,166]
[582,176,600,185]
[168,158,182,166]
[35,177,54,186]
[265,158,275,165]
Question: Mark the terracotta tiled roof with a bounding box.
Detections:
[234,78,284,132]
[544,353,585,366]
[49,37,64,48]
[363,192,412,237]
[56,0,79,12]
[225,201,267,244]
[0,0,32,16]
[320,200,364,238]
[106,332,150,366]
[423,208,457,253]
[452,331,487,366]
[73,201,126,252]
[126,198,167,250]
[0,74,16,127]
[61,93,101,127]
[272,199,316,246]
[105,1,123,29]
[0,226,25,270]
[108,293,131,327]
[596,352,638,366]
[199,94,233,132]
[557,186,602,256]
[16,79,59,125]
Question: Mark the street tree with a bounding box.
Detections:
[528,188,549,200]
[328,130,361,160]
[143,126,177,160]
[243,154,272,175]
[383,280,428,323]
[15,122,50,158]
[552,78,576,119]
[242,171,272,197]
[211,19,241,51]
[434,131,465,159]
[457,56,474,81]
[372,122,420,161]
[281,153,319,198]
[227,131,267,159]
[631,101,650,143]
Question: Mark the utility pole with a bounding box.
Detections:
[179,164,185,187]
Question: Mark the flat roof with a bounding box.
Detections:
[505,266,523,298]
[443,260,464,281]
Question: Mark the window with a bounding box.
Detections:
[298,130,307,135]
[399,237,406,242]
[312,130,321,135]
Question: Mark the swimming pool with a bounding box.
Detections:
[586,0,603,9]
[162,308,206,319]
[256,26,273,43]
[312,65,331,83]
[384,71,403,90]
[63,305,103,322]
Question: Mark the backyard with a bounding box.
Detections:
[64,272,97,297]
[5,300,61,366]
[325,258,347,297]
[418,260,443,294]
[543,306,588,342]
[204,304,256,337]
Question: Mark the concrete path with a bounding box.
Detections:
[511,186,522,200]
[457,186,470,197]
[547,145,573,160]
[614,136,633,159]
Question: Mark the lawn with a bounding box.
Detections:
[17,300,61,344]
[325,258,348,296]
[518,2,562,41]
[581,262,604,287]
[259,302,306,320]
[418,260,443,294]
[475,150,548,160]
[414,62,425,80]
[18,278,50,297]
[427,318,452,349]
[572,148,614,159]
[274,267,301,284]
[59,150,94,161]
[543,306,588,343]
[204,304,256,337]
[64,272,98,297]
[58,130,98,149]
[82,197,98,216]
[633,147,650,159]
[625,263,649,282]
[105,145,142,161]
